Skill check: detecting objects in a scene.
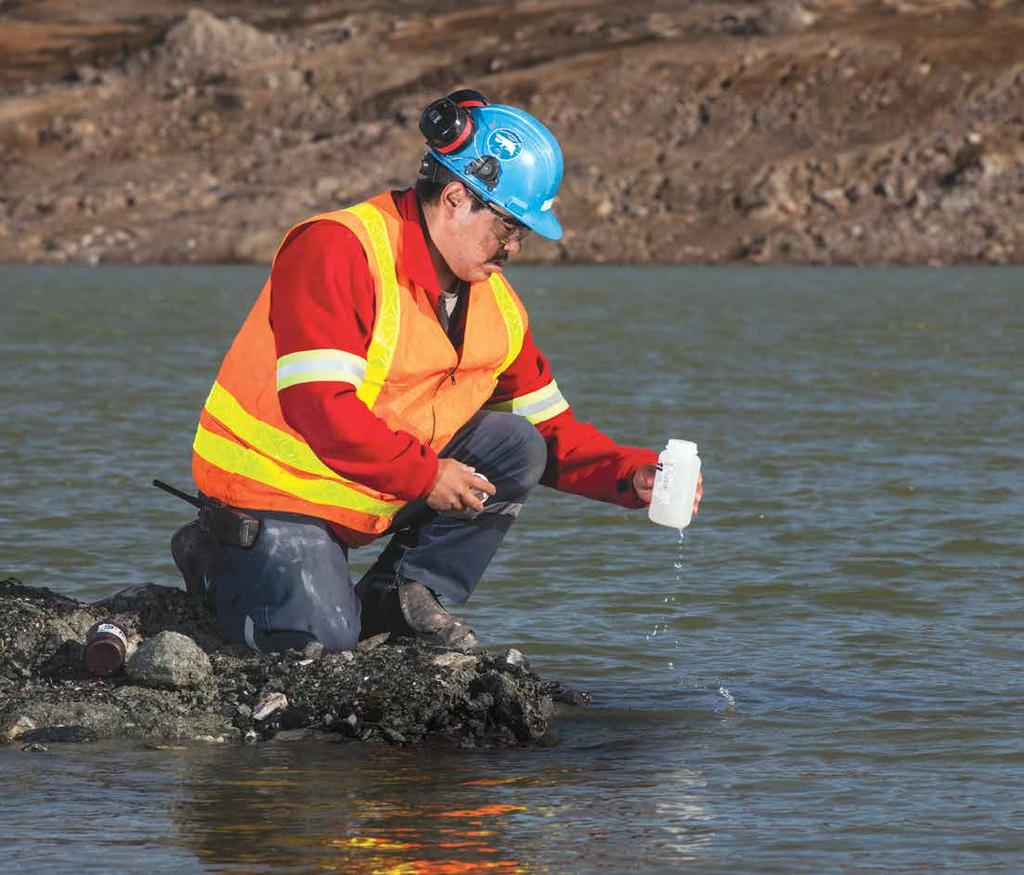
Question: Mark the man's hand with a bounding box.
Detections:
[426,459,497,514]
[634,465,703,517]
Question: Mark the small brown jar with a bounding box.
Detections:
[84,619,129,676]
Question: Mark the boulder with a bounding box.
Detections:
[126,630,212,690]
[151,9,282,83]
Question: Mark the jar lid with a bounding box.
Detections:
[666,439,698,454]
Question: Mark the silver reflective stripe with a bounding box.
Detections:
[511,389,566,420]
[480,500,522,518]
[276,348,368,391]
[244,615,261,652]
[486,380,569,425]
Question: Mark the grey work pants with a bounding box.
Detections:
[171,411,547,652]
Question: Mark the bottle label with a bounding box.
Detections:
[652,461,675,505]
[94,623,128,647]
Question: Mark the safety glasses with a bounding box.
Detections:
[466,188,532,245]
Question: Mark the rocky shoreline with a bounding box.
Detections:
[1,1,1023,266]
[0,577,580,751]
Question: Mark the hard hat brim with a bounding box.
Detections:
[527,209,563,241]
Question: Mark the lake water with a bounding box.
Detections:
[1,264,1022,873]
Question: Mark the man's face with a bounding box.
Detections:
[440,184,525,284]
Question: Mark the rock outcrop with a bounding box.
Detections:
[0,577,577,748]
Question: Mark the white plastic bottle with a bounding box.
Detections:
[648,439,701,529]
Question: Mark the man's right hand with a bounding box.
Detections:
[426,459,497,514]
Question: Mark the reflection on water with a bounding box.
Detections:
[176,744,530,873]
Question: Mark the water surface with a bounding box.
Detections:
[2,264,1022,872]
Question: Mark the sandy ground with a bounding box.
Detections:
[1,0,1022,265]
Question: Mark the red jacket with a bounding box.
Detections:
[270,189,656,522]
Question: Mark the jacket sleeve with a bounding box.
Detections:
[269,221,438,502]
[488,327,657,508]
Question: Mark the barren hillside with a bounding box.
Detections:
[1,0,1022,264]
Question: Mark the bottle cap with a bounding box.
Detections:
[666,439,698,454]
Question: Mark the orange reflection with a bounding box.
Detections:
[462,777,520,787]
[337,836,422,851]
[334,803,529,874]
[376,861,524,874]
[439,804,526,818]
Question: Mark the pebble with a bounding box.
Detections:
[504,649,529,669]
[357,632,391,653]
[253,692,288,721]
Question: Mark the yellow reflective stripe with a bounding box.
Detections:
[194,426,402,517]
[344,203,401,410]
[205,381,340,480]
[276,348,367,391]
[485,380,569,425]
[490,274,525,380]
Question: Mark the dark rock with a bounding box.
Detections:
[0,578,584,747]
[20,725,98,744]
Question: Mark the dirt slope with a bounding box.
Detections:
[1,0,1022,264]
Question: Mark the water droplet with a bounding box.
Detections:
[717,686,736,713]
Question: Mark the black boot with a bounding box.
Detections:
[356,573,413,641]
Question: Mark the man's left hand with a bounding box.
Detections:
[634,465,703,517]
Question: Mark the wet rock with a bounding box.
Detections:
[21,743,49,753]
[0,578,581,747]
[20,725,98,744]
[2,715,39,742]
[126,631,212,690]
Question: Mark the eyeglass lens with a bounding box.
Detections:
[470,190,531,242]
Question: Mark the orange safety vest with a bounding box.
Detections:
[191,193,528,543]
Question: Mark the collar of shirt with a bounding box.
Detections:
[392,187,451,313]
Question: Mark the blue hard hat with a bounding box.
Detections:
[427,104,564,241]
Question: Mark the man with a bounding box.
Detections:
[171,90,702,653]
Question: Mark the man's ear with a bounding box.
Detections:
[441,181,466,213]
